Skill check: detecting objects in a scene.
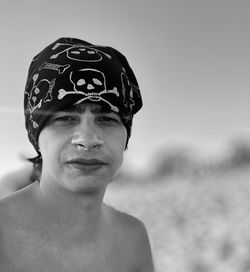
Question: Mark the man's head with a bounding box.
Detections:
[24,37,142,157]
[38,103,128,191]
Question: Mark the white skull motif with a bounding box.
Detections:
[70,68,106,95]
[25,73,56,129]
[51,43,111,62]
[58,68,120,112]
[67,47,103,62]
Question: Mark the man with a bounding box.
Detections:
[0,37,154,271]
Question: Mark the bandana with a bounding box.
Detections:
[24,37,142,155]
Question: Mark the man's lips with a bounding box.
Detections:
[66,158,107,170]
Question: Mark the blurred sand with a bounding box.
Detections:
[105,167,250,272]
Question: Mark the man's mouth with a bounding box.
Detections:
[66,158,107,171]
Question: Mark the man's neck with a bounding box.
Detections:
[31,180,107,244]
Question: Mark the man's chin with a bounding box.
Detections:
[63,174,108,194]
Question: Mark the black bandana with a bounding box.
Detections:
[24,37,142,153]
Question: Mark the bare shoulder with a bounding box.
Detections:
[0,186,36,270]
[0,182,35,226]
[112,208,148,238]
[0,183,36,239]
[106,205,155,272]
[0,193,17,259]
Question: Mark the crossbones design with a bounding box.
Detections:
[39,62,70,74]
[50,42,111,62]
[58,68,120,112]
[25,73,56,128]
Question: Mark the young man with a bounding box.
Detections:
[0,38,154,271]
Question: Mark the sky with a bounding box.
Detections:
[0,0,250,176]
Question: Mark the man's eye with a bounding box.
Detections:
[98,116,119,124]
[53,116,77,123]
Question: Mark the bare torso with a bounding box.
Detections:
[0,221,130,272]
[0,184,150,272]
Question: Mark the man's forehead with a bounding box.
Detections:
[63,103,114,114]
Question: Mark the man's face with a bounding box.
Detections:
[38,103,127,195]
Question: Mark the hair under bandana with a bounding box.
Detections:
[24,37,143,157]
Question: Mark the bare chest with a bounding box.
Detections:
[0,225,133,272]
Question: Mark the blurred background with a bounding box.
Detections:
[1,0,250,271]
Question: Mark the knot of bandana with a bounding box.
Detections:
[24,37,142,153]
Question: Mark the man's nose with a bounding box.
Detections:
[71,117,104,151]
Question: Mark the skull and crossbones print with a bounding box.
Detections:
[25,73,56,128]
[50,42,112,62]
[58,68,120,112]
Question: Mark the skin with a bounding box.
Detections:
[0,103,154,272]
